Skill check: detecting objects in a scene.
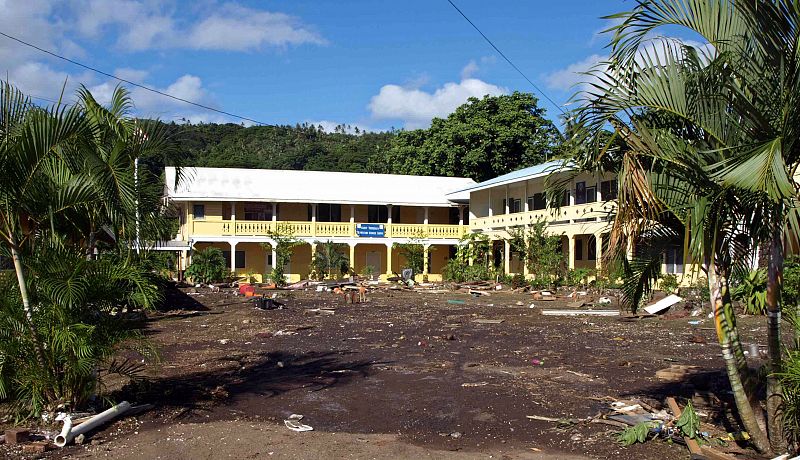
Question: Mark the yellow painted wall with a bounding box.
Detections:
[354,243,385,275]
[289,243,313,279]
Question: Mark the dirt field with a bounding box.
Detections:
[2,285,770,459]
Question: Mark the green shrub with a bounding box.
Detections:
[776,349,800,444]
[311,241,349,280]
[732,268,767,315]
[784,257,800,307]
[184,247,227,284]
[511,273,526,289]
[0,248,159,417]
[567,268,593,288]
[660,274,679,294]
[443,259,492,282]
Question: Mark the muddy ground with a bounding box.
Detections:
[2,285,772,459]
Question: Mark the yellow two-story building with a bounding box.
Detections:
[448,160,689,280]
[164,167,475,282]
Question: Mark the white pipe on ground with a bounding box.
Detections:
[55,401,131,447]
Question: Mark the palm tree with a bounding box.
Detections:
[566,1,800,453]
[0,82,176,415]
[312,241,350,279]
[0,82,92,375]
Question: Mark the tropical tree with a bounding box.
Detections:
[563,1,800,454]
[381,92,563,182]
[262,223,302,286]
[311,241,350,279]
[0,82,173,416]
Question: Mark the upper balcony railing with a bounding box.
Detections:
[470,202,617,229]
[190,220,467,239]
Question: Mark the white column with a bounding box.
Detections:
[311,203,317,237]
[272,202,277,222]
[350,205,356,236]
[569,183,575,206]
[568,236,576,270]
[524,180,529,212]
[385,242,393,275]
[423,244,430,275]
[230,241,237,274]
[272,245,278,270]
[503,239,511,275]
[595,233,604,271]
[386,204,393,238]
[504,185,509,214]
[231,201,237,236]
[458,206,464,226]
[423,206,429,225]
[596,174,603,202]
[349,243,356,272]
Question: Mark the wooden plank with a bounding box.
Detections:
[699,446,738,460]
[541,309,619,317]
[666,397,706,459]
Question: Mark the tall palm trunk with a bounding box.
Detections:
[765,229,786,453]
[8,234,50,379]
[709,259,772,454]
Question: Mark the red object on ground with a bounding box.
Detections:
[239,284,255,295]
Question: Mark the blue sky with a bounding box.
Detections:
[1,1,635,131]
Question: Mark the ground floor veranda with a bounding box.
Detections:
[478,223,701,287]
[181,236,460,283]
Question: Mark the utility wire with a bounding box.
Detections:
[0,31,269,126]
[444,0,566,115]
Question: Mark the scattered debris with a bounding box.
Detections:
[643,294,682,315]
[597,297,612,305]
[447,299,466,305]
[5,428,29,444]
[541,309,619,317]
[284,414,313,432]
[55,401,132,447]
[22,441,49,454]
[472,319,505,324]
[656,365,701,382]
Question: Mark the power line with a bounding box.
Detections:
[444,0,566,115]
[0,31,269,126]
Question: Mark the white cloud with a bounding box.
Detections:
[0,1,322,126]
[369,78,507,129]
[0,0,77,66]
[114,67,149,83]
[7,62,94,102]
[68,0,324,52]
[460,60,479,80]
[544,54,606,92]
[87,74,215,119]
[545,36,716,96]
[187,4,326,51]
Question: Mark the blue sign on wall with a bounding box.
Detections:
[356,223,385,237]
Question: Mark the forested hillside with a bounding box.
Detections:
[166,122,394,173]
[161,92,563,182]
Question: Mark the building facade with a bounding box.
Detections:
[163,167,475,282]
[449,160,691,281]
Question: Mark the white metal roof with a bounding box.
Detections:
[446,159,574,195]
[165,167,476,207]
